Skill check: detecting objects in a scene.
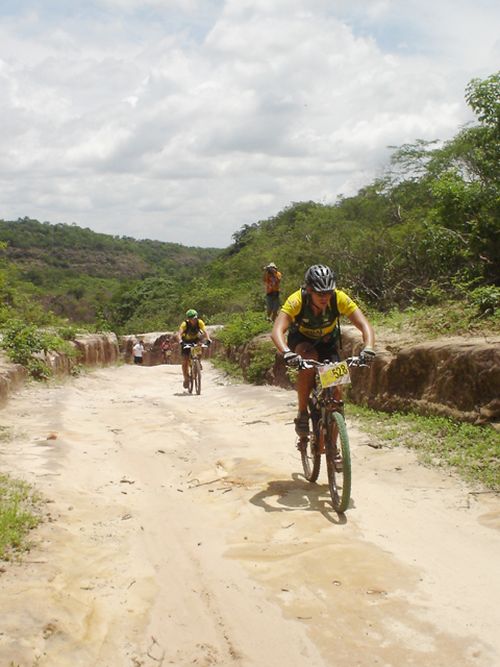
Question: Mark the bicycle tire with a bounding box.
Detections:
[194,359,201,395]
[300,402,321,482]
[188,360,194,394]
[325,411,351,513]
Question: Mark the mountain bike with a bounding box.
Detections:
[183,342,208,395]
[297,356,368,513]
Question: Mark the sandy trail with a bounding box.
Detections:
[0,362,499,667]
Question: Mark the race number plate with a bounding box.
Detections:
[318,361,351,388]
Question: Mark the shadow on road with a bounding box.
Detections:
[249,473,350,525]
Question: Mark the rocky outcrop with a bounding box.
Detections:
[1,326,498,429]
[235,327,500,427]
[0,355,28,406]
[73,333,120,366]
[340,328,500,425]
[119,326,222,365]
[0,334,120,405]
[42,333,120,375]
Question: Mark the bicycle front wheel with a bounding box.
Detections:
[188,361,194,394]
[194,359,201,395]
[325,412,351,513]
[300,403,321,482]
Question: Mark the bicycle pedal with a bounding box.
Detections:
[296,437,308,451]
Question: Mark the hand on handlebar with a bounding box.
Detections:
[358,347,376,365]
[283,351,302,367]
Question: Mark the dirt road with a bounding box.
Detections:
[0,362,499,667]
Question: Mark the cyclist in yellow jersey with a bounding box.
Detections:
[177,309,212,389]
[272,264,375,436]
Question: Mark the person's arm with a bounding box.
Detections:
[199,322,212,344]
[271,311,293,354]
[348,308,375,351]
[176,326,184,344]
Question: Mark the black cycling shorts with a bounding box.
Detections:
[287,330,339,363]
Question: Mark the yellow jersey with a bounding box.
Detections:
[179,318,207,342]
[281,288,358,339]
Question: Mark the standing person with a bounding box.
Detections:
[271,264,375,436]
[132,339,145,365]
[263,262,282,322]
[177,309,212,389]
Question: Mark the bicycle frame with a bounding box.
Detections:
[298,356,367,513]
[183,342,207,395]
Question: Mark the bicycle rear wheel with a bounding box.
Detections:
[194,359,201,395]
[325,412,351,513]
[300,403,321,482]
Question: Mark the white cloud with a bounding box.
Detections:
[0,0,498,247]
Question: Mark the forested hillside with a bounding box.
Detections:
[175,72,499,335]
[0,218,220,327]
[0,72,498,350]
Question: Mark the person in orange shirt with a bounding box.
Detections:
[263,262,282,322]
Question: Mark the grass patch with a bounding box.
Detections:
[0,473,43,560]
[211,356,244,381]
[369,299,500,340]
[347,404,500,491]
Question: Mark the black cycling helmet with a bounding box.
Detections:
[304,264,336,292]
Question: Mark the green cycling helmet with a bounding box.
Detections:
[186,309,198,318]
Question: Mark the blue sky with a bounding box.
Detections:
[0,0,498,247]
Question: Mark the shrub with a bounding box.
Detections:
[468,285,500,315]
[215,311,270,347]
[0,320,76,380]
[246,342,277,384]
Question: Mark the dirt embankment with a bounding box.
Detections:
[0,327,498,427]
[225,327,500,427]
[0,333,120,406]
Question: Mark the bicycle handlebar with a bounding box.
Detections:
[298,355,368,370]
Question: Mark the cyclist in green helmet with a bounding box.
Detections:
[176,309,212,389]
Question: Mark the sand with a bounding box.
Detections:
[0,362,499,666]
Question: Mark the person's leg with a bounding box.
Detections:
[292,340,318,435]
[181,347,190,387]
[265,294,272,320]
[270,293,280,322]
[295,341,317,411]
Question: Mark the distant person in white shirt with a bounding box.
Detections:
[132,340,145,365]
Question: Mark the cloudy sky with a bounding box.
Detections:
[1,0,498,248]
